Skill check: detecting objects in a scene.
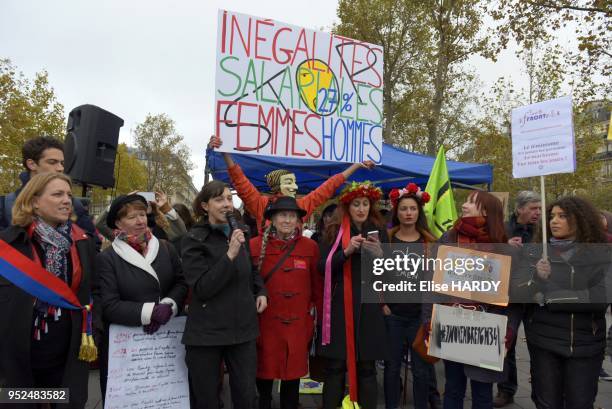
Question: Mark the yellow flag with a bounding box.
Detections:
[424,146,458,238]
[607,112,612,140]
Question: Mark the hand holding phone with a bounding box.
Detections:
[367,230,380,242]
[137,192,156,203]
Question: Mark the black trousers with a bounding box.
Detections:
[186,341,257,409]
[256,378,300,409]
[528,343,602,409]
[31,365,65,409]
[322,359,377,409]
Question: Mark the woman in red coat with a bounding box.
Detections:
[249,196,322,409]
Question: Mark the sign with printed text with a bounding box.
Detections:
[214,10,384,164]
[511,95,575,178]
[428,304,507,372]
[104,317,189,409]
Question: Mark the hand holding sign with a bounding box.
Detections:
[536,259,551,280]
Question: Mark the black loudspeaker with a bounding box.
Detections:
[64,104,124,188]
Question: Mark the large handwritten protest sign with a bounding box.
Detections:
[105,317,189,409]
[511,95,575,178]
[214,10,384,164]
[428,304,507,372]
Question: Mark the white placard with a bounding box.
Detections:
[104,317,189,409]
[511,95,575,178]
[428,304,507,372]
[214,9,384,164]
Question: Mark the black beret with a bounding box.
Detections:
[106,194,148,229]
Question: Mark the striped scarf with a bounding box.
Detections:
[31,217,72,339]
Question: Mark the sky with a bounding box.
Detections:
[0,0,531,190]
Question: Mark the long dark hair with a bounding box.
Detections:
[316,203,337,234]
[173,203,195,230]
[457,191,507,243]
[535,196,606,243]
[390,195,436,242]
[323,198,384,244]
[192,180,230,222]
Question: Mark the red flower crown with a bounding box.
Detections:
[389,183,430,207]
[339,181,383,205]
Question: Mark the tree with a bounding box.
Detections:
[492,0,611,86]
[335,0,430,144]
[461,45,605,202]
[132,113,193,195]
[0,59,65,193]
[335,0,501,156]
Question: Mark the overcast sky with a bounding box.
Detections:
[1,0,531,189]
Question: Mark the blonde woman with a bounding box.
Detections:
[0,173,97,409]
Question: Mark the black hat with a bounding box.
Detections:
[264,196,307,220]
[107,194,148,229]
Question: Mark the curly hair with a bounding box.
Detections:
[22,136,64,170]
[535,196,606,244]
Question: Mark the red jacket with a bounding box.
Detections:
[250,234,322,380]
[228,163,345,232]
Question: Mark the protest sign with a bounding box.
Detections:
[431,245,511,306]
[428,304,507,372]
[104,317,189,409]
[214,10,384,164]
[511,95,575,178]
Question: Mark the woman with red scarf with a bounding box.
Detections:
[318,181,388,409]
[0,173,97,409]
[428,191,518,409]
[95,194,188,400]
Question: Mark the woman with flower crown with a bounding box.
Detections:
[317,181,388,409]
[383,183,442,409]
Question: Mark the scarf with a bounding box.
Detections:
[31,217,72,339]
[322,214,358,402]
[114,228,152,255]
[270,228,299,242]
[211,223,231,237]
[550,237,576,260]
[454,216,491,244]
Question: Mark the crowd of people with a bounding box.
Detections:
[0,134,611,409]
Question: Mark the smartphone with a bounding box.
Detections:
[137,192,156,203]
[367,230,379,241]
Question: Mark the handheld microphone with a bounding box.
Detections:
[226,211,239,233]
[226,211,246,251]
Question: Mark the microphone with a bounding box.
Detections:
[226,211,246,251]
[226,211,239,233]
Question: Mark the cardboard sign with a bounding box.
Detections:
[511,95,575,178]
[214,10,384,164]
[105,317,189,409]
[428,304,507,372]
[431,245,511,306]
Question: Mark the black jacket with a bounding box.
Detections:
[0,225,96,409]
[317,222,389,361]
[180,221,266,346]
[514,243,610,358]
[505,214,535,244]
[95,238,187,327]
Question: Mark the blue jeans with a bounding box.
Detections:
[383,314,441,409]
[443,360,492,409]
